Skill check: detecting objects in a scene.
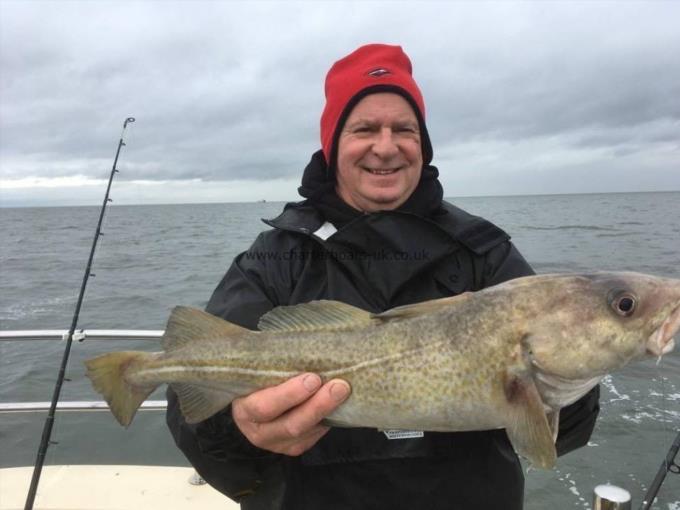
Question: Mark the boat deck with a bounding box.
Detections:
[0,465,239,509]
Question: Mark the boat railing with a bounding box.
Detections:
[0,329,167,414]
[0,329,164,342]
[1,328,211,492]
[0,400,168,413]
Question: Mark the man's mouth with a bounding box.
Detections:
[364,167,400,175]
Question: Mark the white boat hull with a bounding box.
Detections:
[0,465,239,509]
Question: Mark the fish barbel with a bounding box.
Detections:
[85,272,680,468]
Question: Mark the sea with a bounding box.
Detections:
[1,192,679,509]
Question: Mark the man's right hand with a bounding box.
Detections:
[231,373,351,456]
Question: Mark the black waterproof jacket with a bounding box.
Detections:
[166,200,600,510]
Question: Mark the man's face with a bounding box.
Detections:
[335,93,423,212]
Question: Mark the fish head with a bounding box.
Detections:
[524,272,680,380]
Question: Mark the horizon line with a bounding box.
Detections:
[1,189,678,209]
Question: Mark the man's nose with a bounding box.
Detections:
[371,128,400,158]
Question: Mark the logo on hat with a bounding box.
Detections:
[367,67,391,77]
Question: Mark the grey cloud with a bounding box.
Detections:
[427,43,680,146]
[419,3,680,149]
[1,0,679,195]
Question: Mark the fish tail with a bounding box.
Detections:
[84,351,157,427]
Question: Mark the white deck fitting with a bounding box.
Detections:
[0,465,239,509]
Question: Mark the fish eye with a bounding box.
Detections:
[610,292,637,317]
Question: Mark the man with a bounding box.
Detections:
[167,44,599,510]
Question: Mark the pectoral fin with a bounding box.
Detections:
[504,371,557,469]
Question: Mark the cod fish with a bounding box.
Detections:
[85,272,680,468]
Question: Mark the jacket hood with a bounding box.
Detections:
[297,150,444,225]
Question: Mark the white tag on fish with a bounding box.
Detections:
[382,429,424,440]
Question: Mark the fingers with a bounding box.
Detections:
[240,373,323,423]
[269,379,351,440]
[232,375,351,456]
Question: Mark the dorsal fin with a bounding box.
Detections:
[258,300,375,332]
[162,306,248,351]
[373,293,470,322]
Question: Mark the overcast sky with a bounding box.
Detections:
[1,0,678,207]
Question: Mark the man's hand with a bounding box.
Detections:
[231,373,351,456]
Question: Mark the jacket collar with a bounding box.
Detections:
[263,200,509,256]
[262,201,326,236]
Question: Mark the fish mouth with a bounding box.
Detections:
[646,304,680,357]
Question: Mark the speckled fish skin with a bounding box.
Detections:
[85,271,680,468]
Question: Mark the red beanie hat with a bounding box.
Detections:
[320,44,433,169]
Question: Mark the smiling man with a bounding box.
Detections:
[335,93,423,211]
[166,44,600,510]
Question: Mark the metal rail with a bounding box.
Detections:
[0,330,164,342]
[1,330,167,415]
[0,401,167,413]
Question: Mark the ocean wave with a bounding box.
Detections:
[596,232,637,238]
[601,375,631,403]
[649,392,680,401]
[531,262,591,273]
[0,296,75,321]
[521,225,618,232]
[620,408,680,425]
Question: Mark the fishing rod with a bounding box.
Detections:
[639,429,680,510]
[24,117,136,510]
